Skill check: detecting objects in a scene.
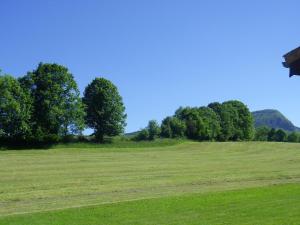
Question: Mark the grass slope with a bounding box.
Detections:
[1,184,299,225]
[0,142,300,223]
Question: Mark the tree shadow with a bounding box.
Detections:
[0,142,55,151]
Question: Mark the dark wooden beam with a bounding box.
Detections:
[283,47,300,76]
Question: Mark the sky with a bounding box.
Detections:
[1,0,300,132]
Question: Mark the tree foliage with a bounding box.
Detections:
[197,107,221,140]
[224,101,254,140]
[287,132,299,142]
[159,100,254,142]
[0,65,130,146]
[254,127,295,143]
[174,106,221,141]
[147,120,161,140]
[175,107,203,140]
[267,128,277,142]
[161,116,186,138]
[0,75,32,141]
[19,63,85,141]
[2,63,285,146]
[274,129,287,142]
[254,127,270,141]
[210,101,254,141]
[134,128,149,141]
[209,102,235,141]
[83,78,126,142]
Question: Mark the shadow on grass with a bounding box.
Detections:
[0,135,98,151]
[0,137,122,150]
[0,142,55,151]
[0,137,186,151]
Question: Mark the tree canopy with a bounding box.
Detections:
[83,78,126,142]
[140,100,255,142]
[209,100,254,141]
[161,116,186,138]
[173,106,221,141]
[223,100,254,140]
[147,120,161,140]
[19,63,85,141]
[2,64,283,146]
[175,107,204,140]
[0,75,32,141]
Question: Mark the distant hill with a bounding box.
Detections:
[124,131,140,137]
[252,109,300,132]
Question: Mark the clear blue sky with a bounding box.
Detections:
[1,0,300,132]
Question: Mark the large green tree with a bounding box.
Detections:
[0,75,32,141]
[19,63,85,141]
[83,78,126,142]
[175,106,221,141]
[209,100,254,141]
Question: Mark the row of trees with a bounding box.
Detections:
[254,127,300,143]
[2,64,296,145]
[0,63,126,144]
[135,100,254,141]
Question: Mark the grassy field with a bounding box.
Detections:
[1,184,299,225]
[0,141,300,224]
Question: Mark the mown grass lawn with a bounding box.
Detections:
[0,141,300,224]
[1,184,299,225]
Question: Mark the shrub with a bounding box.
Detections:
[287,132,299,143]
[147,120,161,140]
[254,127,270,141]
[133,129,149,141]
[274,129,287,142]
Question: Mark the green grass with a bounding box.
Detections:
[0,142,300,224]
[1,184,299,225]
